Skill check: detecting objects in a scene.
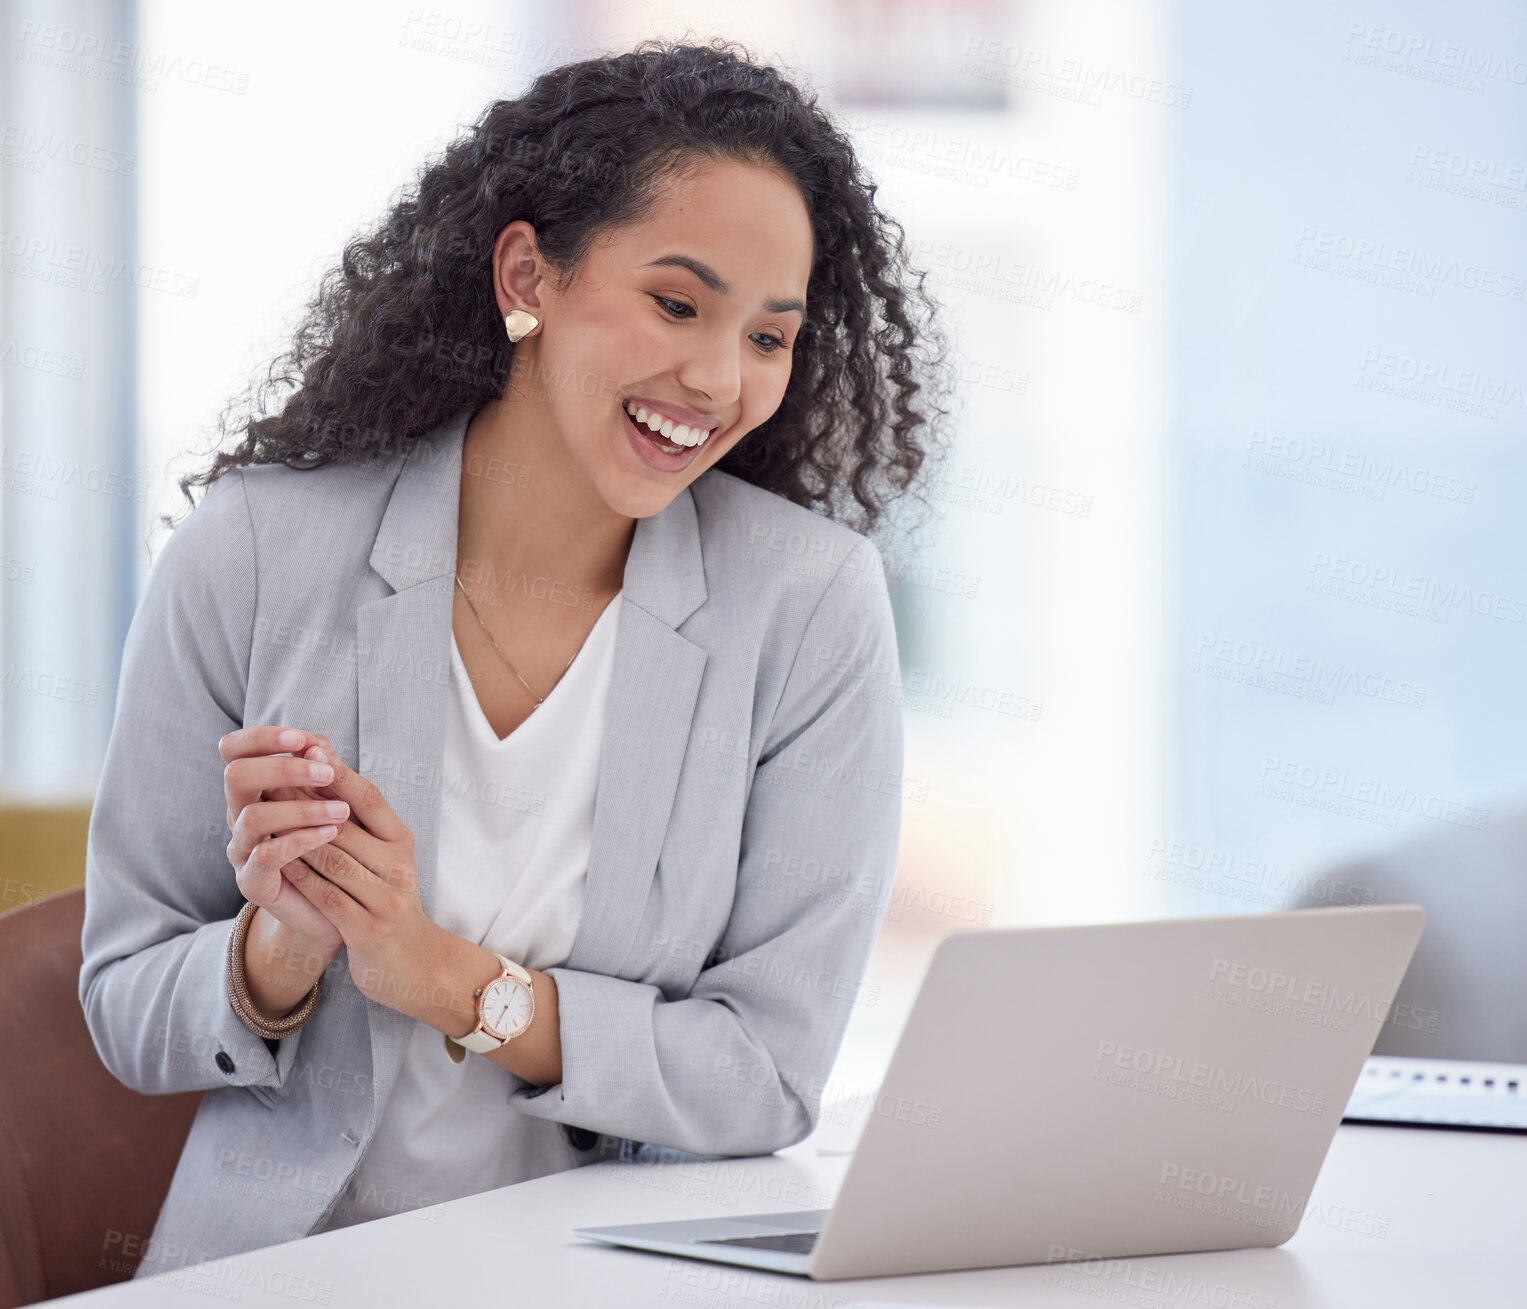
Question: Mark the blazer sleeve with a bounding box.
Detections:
[508,535,905,1156]
[78,469,309,1105]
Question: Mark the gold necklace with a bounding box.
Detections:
[453,574,579,708]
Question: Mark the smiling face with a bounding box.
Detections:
[494,156,814,518]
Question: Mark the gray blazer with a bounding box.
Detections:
[78,405,905,1274]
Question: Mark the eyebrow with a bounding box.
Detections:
[640,254,806,315]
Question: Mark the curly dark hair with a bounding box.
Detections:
[168,35,955,560]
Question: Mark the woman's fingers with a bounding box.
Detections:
[257,868,345,954]
[236,829,346,953]
[218,725,330,765]
[215,726,346,952]
[263,745,339,810]
[232,819,341,908]
[223,749,338,831]
[228,797,351,868]
[304,748,409,846]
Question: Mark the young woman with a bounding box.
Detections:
[79,37,951,1276]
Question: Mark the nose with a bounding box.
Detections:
[676,326,742,416]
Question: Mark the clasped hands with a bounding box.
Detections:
[220,724,444,1013]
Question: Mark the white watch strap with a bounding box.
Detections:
[454,1026,508,1054]
[449,953,533,1053]
[497,954,533,987]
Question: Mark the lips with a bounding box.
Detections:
[632,415,687,454]
[622,397,716,449]
[620,400,705,472]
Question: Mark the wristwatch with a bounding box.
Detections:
[444,952,535,1063]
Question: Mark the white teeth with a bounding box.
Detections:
[624,400,711,448]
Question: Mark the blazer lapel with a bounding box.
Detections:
[564,502,708,978]
[355,413,465,1104]
[355,406,709,1113]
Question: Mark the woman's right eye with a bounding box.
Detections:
[652,295,695,319]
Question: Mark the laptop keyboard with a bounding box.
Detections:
[697,1231,821,1254]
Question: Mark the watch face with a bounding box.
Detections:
[481,977,533,1040]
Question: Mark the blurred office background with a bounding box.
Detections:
[2,0,1523,1128]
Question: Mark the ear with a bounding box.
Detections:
[492,220,549,319]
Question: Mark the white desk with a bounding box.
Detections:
[44,1123,1527,1307]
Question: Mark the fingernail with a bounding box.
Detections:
[325,802,348,819]
[279,729,304,748]
[310,763,334,783]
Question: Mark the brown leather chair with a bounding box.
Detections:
[0,889,202,1306]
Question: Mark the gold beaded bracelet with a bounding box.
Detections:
[226,900,324,1040]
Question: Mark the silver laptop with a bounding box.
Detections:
[572,903,1426,1280]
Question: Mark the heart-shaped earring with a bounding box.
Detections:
[504,309,539,343]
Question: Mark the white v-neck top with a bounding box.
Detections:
[316,592,623,1231]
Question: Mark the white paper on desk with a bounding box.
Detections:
[1345,1055,1527,1130]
